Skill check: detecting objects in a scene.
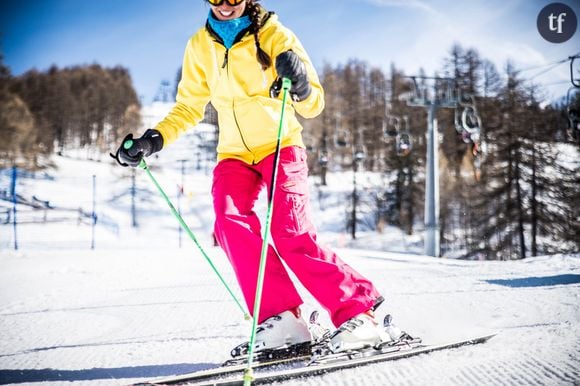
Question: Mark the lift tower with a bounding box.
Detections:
[406,77,459,257]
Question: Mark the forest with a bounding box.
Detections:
[0,56,140,167]
[0,44,578,260]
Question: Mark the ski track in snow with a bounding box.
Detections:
[1,155,579,385]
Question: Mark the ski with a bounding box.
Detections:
[199,333,495,386]
[130,343,317,386]
[130,333,495,385]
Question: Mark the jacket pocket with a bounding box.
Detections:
[234,96,296,150]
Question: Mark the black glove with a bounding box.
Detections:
[111,129,163,167]
[270,50,312,102]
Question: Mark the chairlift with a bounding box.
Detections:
[353,144,367,163]
[396,132,412,157]
[350,126,369,168]
[383,116,400,139]
[566,87,580,141]
[318,150,329,166]
[302,134,317,153]
[457,90,475,106]
[333,129,351,148]
[469,130,481,145]
[570,55,580,88]
[461,106,483,134]
[396,116,412,157]
[454,94,482,138]
[460,130,472,144]
[566,56,580,141]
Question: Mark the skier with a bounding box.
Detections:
[113,0,391,354]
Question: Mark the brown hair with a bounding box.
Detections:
[246,0,271,70]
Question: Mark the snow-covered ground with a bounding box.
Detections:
[1,144,579,385]
[1,244,579,385]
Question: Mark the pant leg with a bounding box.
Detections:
[261,146,382,327]
[212,158,303,323]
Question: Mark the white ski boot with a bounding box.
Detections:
[250,309,312,353]
[329,310,392,353]
[231,309,313,357]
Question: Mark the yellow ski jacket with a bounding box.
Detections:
[154,11,325,165]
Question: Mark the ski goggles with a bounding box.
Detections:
[206,0,245,6]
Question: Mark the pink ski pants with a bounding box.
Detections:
[212,146,381,326]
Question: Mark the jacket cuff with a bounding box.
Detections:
[143,129,164,153]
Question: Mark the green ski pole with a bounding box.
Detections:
[123,141,250,320]
[243,77,292,386]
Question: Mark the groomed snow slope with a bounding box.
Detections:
[1,154,579,385]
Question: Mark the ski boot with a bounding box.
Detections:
[329,310,391,353]
[230,308,312,358]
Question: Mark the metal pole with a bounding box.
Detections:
[91,174,96,250]
[351,159,357,239]
[424,104,440,257]
[11,166,18,250]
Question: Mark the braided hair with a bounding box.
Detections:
[246,0,271,70]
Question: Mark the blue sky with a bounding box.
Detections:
[1,0,579,104]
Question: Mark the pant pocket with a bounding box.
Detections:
[276,179,310,235]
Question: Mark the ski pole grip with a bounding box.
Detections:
[281,77,291,91]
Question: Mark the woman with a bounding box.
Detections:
[113,0,390,354]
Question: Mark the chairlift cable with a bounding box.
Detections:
[527,60,568,80]
[516,53,578,73]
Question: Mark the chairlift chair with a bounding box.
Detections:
[333,129,351,148]
[318,150,329,166]
[383,116,400,139]
[570,55,580,88]
[396,132,412,157]
[302,134,317,153]
[353,144,367,163]
[566,87,580,141]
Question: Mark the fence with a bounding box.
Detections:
[0,167,114,251]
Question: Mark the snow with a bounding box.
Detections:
[1,134,579,385]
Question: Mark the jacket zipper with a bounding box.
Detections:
[223,47,255,163]
[222,49,228,68]
[206,22,258,163]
